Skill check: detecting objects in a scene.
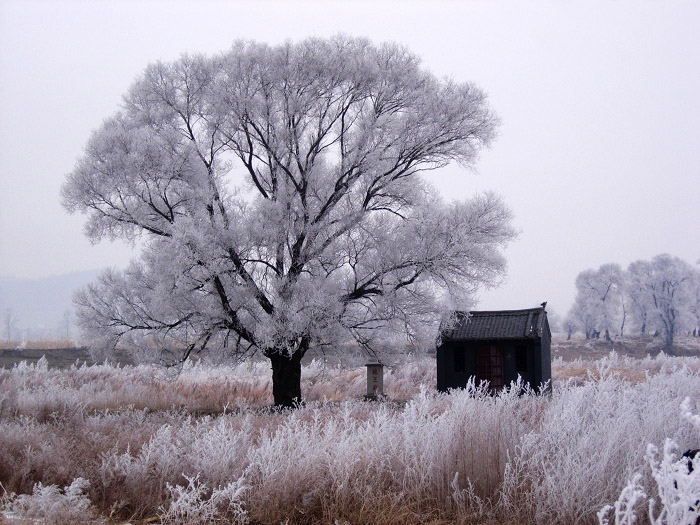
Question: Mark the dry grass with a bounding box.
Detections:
[0,339,76,350]
[552,335,700,385]
[552,333,700,360]
[0,349,698,524]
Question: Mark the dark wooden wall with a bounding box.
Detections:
[437,337,551,393]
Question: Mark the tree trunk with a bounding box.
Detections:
[619,311,626,339]
[268,351,303,408]
[266,337,309,408]
[664,327,674,350]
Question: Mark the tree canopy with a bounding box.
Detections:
[62,36,514,406]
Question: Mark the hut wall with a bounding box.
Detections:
[439,339,541,391]
[540,321,552,391]
[504,340,537,387]
[437,342,478,391]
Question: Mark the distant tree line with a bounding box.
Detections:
[565,254,700,349]
[1,307,74,344]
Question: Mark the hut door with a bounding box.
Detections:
[476,346,504,390]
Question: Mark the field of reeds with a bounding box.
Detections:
[1,344,699,524]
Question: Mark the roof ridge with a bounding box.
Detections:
[469,307,545,315]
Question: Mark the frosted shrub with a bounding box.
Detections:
[160,474,248,524]
[513,365,700,524]
[5,477,97,524]
[646,438,699,525]
[596,474,647,525]
[600,398,700,525]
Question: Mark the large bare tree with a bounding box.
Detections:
[62,37,514,406]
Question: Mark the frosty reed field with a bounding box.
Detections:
[1,353,699,524]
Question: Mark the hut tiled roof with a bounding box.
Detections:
[441,307,548,341]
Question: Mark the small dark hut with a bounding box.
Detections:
[437,305,551,393]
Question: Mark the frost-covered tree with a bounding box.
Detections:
[562,316,577,340]
[571,264,624,341]
[2,308,19,341]
[626,259,654,335]
[689,267,700,337]
[545,309,562,335]
[62,37,514,406]
[566,294,596,339]
[61,309,73,343]
[645,254,695,349]
[624,256,695,347]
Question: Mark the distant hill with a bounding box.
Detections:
[0,269,102,339]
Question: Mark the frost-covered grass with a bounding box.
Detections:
[1,353,698,524]
[0,356,434,418]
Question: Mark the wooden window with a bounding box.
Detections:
[516,345,527,372]
[453,348,465,373]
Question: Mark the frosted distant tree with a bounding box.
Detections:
[626,259,653,335]
[645,254,694,349]
[545,309,561,334]
[563,317,576,340]
[62,37,514,406]
[566,294,596,340]
[689,266,700,337]
[61,309,73,343]
[617,274,630,339]
[572,264,624,341]
[2,308,18,341]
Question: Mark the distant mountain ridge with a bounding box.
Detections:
[0,269,102,339]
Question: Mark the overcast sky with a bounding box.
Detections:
[1,0,698,317]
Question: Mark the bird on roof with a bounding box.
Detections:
[541,301,547,309]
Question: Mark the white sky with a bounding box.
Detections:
[1,0,698,317]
